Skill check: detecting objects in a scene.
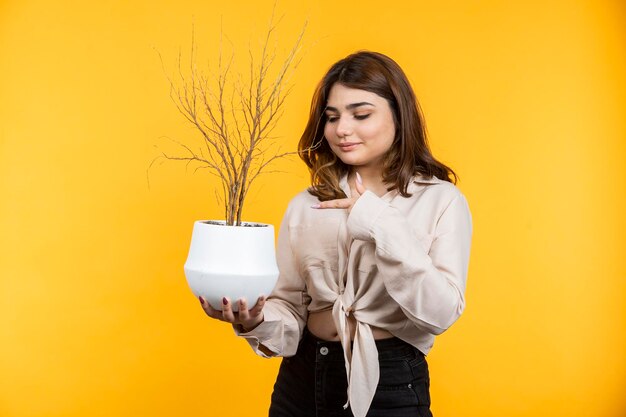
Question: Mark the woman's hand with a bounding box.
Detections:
[199,295,266,332]
[312,172,367,213]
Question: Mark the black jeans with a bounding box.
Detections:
[269,328,433,417]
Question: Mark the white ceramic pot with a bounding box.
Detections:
[184,220,279,312]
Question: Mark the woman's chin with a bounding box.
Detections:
[337,154,365,166]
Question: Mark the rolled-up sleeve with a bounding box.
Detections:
[233,204,310,357]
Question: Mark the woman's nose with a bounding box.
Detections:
[335,117,353,137]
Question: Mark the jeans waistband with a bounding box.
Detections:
[301,327,422,362]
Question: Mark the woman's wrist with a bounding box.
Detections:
[241,316,264,333]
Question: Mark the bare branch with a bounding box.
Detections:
[154,14,307,225]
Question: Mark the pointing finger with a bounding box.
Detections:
[312,198,351,209]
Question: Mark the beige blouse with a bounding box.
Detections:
[234,174,472,417]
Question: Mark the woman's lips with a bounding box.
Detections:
[337,142,361,152]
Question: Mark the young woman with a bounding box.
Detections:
[199,51,472,417]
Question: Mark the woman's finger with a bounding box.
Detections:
[313,198,352,209]
[199,296,220,319]
[355,172,366,195]
[249,295,266,317]
[221,297,236,322]
[237,298,250,322]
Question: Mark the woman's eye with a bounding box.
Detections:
[326,113,370,123]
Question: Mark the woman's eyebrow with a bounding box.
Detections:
[325,102,375,112]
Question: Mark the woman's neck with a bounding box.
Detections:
[348,167,389,197]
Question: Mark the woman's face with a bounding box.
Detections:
[323,83,396,172]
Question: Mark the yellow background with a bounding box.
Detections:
[1,0,625,416]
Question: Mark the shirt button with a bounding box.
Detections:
[320,347,329,355]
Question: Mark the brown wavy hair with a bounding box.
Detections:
[298,51,457,201]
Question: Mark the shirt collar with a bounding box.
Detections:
[412,173,442,184]
[339,173,442,198]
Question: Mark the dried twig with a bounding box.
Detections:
[151,13,308,225]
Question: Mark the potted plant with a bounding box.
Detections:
[151,14,307,311]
